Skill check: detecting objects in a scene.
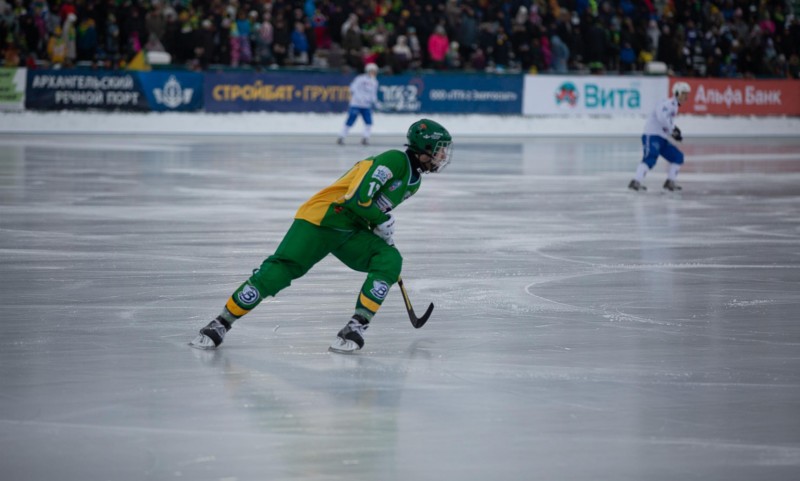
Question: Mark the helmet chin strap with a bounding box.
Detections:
[407,149,427,173]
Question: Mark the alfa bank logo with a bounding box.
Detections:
[691,84,783,111]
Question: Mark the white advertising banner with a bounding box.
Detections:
[523,75,668,116]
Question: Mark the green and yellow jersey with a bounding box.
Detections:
[295,149,421,230]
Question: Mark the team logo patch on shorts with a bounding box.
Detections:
[370,280,389,300]
[237,284,260,305]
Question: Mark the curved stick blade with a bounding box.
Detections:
[411,303,434,328]
[398,277,434,328]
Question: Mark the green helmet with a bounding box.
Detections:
[406,119,453,173]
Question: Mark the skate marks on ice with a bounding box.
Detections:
[522,240,800,346]
[2,135,800,481]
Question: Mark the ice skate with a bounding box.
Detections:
[336,137,344,145]
[663,179,682,191]
[361,138,369,146]
[329,316,369,353]
[628,179,646,191]
[189,317,231,350]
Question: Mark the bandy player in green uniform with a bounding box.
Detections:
[190,119,453,353]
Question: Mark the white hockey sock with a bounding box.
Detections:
[218,306,238,325]
[634,163,649,182]
[339,125,350,138]
[363,125,372,140]
[668,163,681,181]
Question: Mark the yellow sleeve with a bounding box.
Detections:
[295,159,385,227]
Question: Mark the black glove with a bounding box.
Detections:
[671,126,682,142]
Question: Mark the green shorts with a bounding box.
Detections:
[230,219,402,318]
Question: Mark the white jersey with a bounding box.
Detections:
[348,74,379,109]
[643,97,679,137]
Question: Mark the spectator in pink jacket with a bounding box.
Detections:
[427,25,449,69]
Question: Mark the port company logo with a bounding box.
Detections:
[153,75,193,109]
[555,82,579,107]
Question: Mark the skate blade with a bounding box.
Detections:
[328,338,361,354]
[188,334,218,350]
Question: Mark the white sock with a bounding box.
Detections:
[363,124,372,140]
[339,125,350,138]
[668,163,680,181]
[634,163,649,182]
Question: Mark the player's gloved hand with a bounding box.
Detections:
[671,126,683,142]
[373,213,395,246]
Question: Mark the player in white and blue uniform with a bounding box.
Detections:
[628,82,691,192]
[338,63,379,146]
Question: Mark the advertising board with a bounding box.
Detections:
[380,74,522,114]
[25,70,203,112]
[204,73,350,113]
[670,78,800,116]
[205,72,522,114]
[523,75,668,116]
[26,70,150,111]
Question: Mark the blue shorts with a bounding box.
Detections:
[641,134,683,168]
[345,107,373,127]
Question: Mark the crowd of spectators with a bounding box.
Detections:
[2,0,799,79]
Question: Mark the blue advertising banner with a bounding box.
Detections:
[204,72,523,114]
[25,70,522,114]
[26,70,150,111]
[205,72,351,113]
[139,71,204,112]
[379,74,523,114]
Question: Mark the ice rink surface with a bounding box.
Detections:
[1,133,799,481]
